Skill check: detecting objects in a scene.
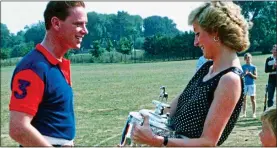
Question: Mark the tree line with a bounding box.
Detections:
[1,1,276,62]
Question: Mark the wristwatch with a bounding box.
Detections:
[163,136,168,146]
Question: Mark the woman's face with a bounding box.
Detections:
[193,21,218,59]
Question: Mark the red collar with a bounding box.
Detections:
[36,44,72,86]
[36,44,69,65]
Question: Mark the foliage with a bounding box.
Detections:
[105,39,113,53]
[1,23,11,48]
[0,48,11,59]
[1,2,276,61]
[90,40,103,58]
[117,37,132,55]
[235,1,276,53]
[10,42,34,58]
[116,37,132,62]
[24,21,45,45]
[143,32,201,60]
[143,16,180,37]
[134,37,144,49]
[69,53,93,63]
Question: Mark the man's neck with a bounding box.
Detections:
[41,33,66,61]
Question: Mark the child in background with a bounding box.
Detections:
[241,53,258,118]
[259,107,276,147]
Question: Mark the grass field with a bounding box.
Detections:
[0,54,273,146]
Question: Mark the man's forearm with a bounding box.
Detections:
[10,124,53,147]
[248,72,257,79]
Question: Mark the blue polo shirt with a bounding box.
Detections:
[9,44,75,140]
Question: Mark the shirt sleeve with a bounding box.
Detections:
[9,69,44,116]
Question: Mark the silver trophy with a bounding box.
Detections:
[153,86,170,115]
[119,86,174,147]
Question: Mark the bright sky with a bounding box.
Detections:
[1,2,204,34]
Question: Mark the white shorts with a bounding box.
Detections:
[43,135,74,146]
[244,85,256,96]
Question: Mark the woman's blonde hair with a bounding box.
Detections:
[261,107,277,138]
[188,2,251,52]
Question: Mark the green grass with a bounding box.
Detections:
[1,54,272,146]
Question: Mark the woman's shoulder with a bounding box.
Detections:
[220,71,242,84]
[217,69,242,92]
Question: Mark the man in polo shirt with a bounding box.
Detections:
[9,1,88,146]
[265,44,277,108]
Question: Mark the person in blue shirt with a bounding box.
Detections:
[241,53,258,118]
[9,1,88,146]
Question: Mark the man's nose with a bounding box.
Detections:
[82,26,89,35]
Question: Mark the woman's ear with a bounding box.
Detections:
[212,31,220,42]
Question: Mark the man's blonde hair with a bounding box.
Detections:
[188,2,251,52]
[261,107,277,138]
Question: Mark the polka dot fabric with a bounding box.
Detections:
[170,61,244,146]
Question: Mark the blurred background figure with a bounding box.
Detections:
[241,53,258,118]
[264,44,277,108]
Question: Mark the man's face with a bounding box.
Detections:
[58,6,88,49]
[244,56,251,64]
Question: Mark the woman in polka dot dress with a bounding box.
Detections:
[132,2,251,146]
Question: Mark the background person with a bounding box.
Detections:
[265,44,277,108]
[241,53,258,118]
